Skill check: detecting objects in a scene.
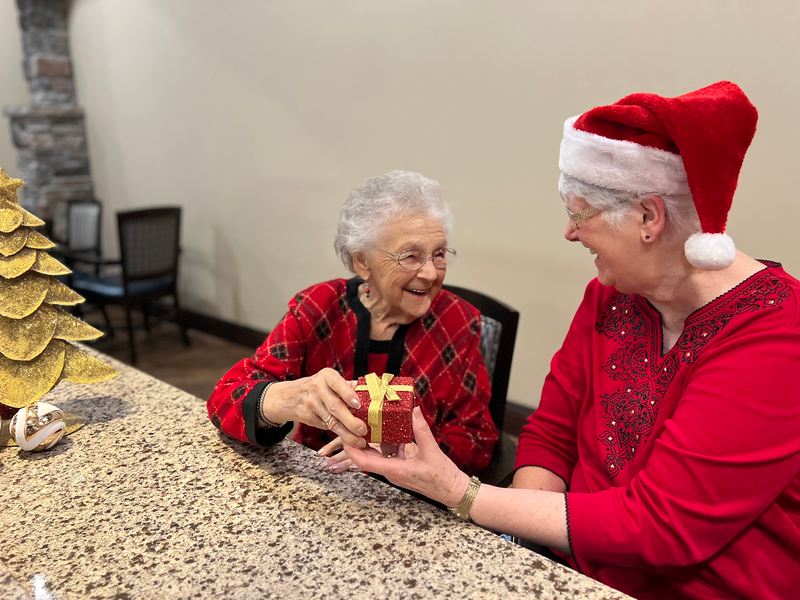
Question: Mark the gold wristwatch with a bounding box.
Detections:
[448,476,481,521]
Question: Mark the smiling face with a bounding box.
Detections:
[563,196,645,293]
[355,214,448,324]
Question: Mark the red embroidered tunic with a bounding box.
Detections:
[516,262,800,599]
[208,278,497,475]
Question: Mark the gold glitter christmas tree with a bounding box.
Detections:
[0,168,118,409]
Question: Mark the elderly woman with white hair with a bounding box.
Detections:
[344,83,800,600]
[208,170,498,475]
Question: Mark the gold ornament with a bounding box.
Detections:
[0,169,24,202]
[9,402,66,451]
[24,229,55,250]
[0,247,36,278]
[0,228,29,256]
[0,168,118,415]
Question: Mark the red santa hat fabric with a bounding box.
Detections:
[559,81,758,270]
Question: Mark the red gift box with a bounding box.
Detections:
[351,373,415,444]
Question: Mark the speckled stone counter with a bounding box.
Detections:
[0,350,630,599]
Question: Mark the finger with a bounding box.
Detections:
[398,442,419,460]
[316,372,368,441]
[323,449,351,468]
[328,458,355,474]
[322,369,361,410]
[325,397,367,440]
[343,441,402,477]
[411,407,439,456]
[317,436,344,457]
[319,450,355,473]
[307,395,359,440]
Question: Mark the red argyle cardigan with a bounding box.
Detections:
[207,278,498,474]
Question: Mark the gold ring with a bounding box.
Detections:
[383,453,397,459]
[322,414,334,428]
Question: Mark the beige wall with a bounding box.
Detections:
[0,0,29,180]
[5,1,796,408]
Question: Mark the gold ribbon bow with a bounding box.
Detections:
[355,373,413,443]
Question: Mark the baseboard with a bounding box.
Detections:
[503,401,535,437]
[183,310,268,349]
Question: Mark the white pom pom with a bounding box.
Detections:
[684,232,736,271]
[10,402,66,451]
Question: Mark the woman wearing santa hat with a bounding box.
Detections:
[345,82,800,600]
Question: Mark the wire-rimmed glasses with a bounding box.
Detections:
[376,247,456,271]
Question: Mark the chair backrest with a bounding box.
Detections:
[67,200,102,252]
[442,284,519,431]
[117,207,182,283]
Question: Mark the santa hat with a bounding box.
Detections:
[559,81,758,270]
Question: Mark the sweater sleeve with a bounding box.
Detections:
[567,326,800,571]
[430,318,498,475]
[206,306,307,445]
[514,286,591,486]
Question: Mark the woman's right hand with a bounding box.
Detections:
[343,407,469,507]
[261,368,368,447]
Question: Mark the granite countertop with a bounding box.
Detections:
[0,350,630,599]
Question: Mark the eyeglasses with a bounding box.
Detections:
[566,205,603,225]
[376,247,456,271]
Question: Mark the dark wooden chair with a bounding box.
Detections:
[71,206,189,364]
[443,284,520,487]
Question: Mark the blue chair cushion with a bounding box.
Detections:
[71,272,174,298]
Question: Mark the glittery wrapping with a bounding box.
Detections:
[0,170,118,411]
[0,304,59,360]
[0,305,100,361]
[0,340,66,408]
[0,247,35,278]
[351,374,415,444]
[22,209,43,227]
[0,272,51,317]
[0,198,43,233]
[31,250,70,276]
[0,168,24,202]
[59,342,118,383]
[53,308,103,341]
[44,278,84,305]
[0,199,23,233]
[24,228,55,250]
[0,228,28,256]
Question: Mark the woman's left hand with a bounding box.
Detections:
[343,407,469,507]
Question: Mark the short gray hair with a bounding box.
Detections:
[335,171,453,273]
[558,173,701,240]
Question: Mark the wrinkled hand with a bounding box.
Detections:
[343,407,468,506]
[318,437,418,474]
[264,369,367,447]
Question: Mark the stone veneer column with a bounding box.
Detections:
[3,0,93,241]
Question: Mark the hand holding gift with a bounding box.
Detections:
[317,372,416,473]
[351,373,415,444]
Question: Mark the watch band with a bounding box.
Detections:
[448,476,481,521]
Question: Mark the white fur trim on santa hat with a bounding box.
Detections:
[684,232,736,270]
[559,116,691,196]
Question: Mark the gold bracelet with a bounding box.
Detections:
[257,382,286,428]
[448,476,481,521]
